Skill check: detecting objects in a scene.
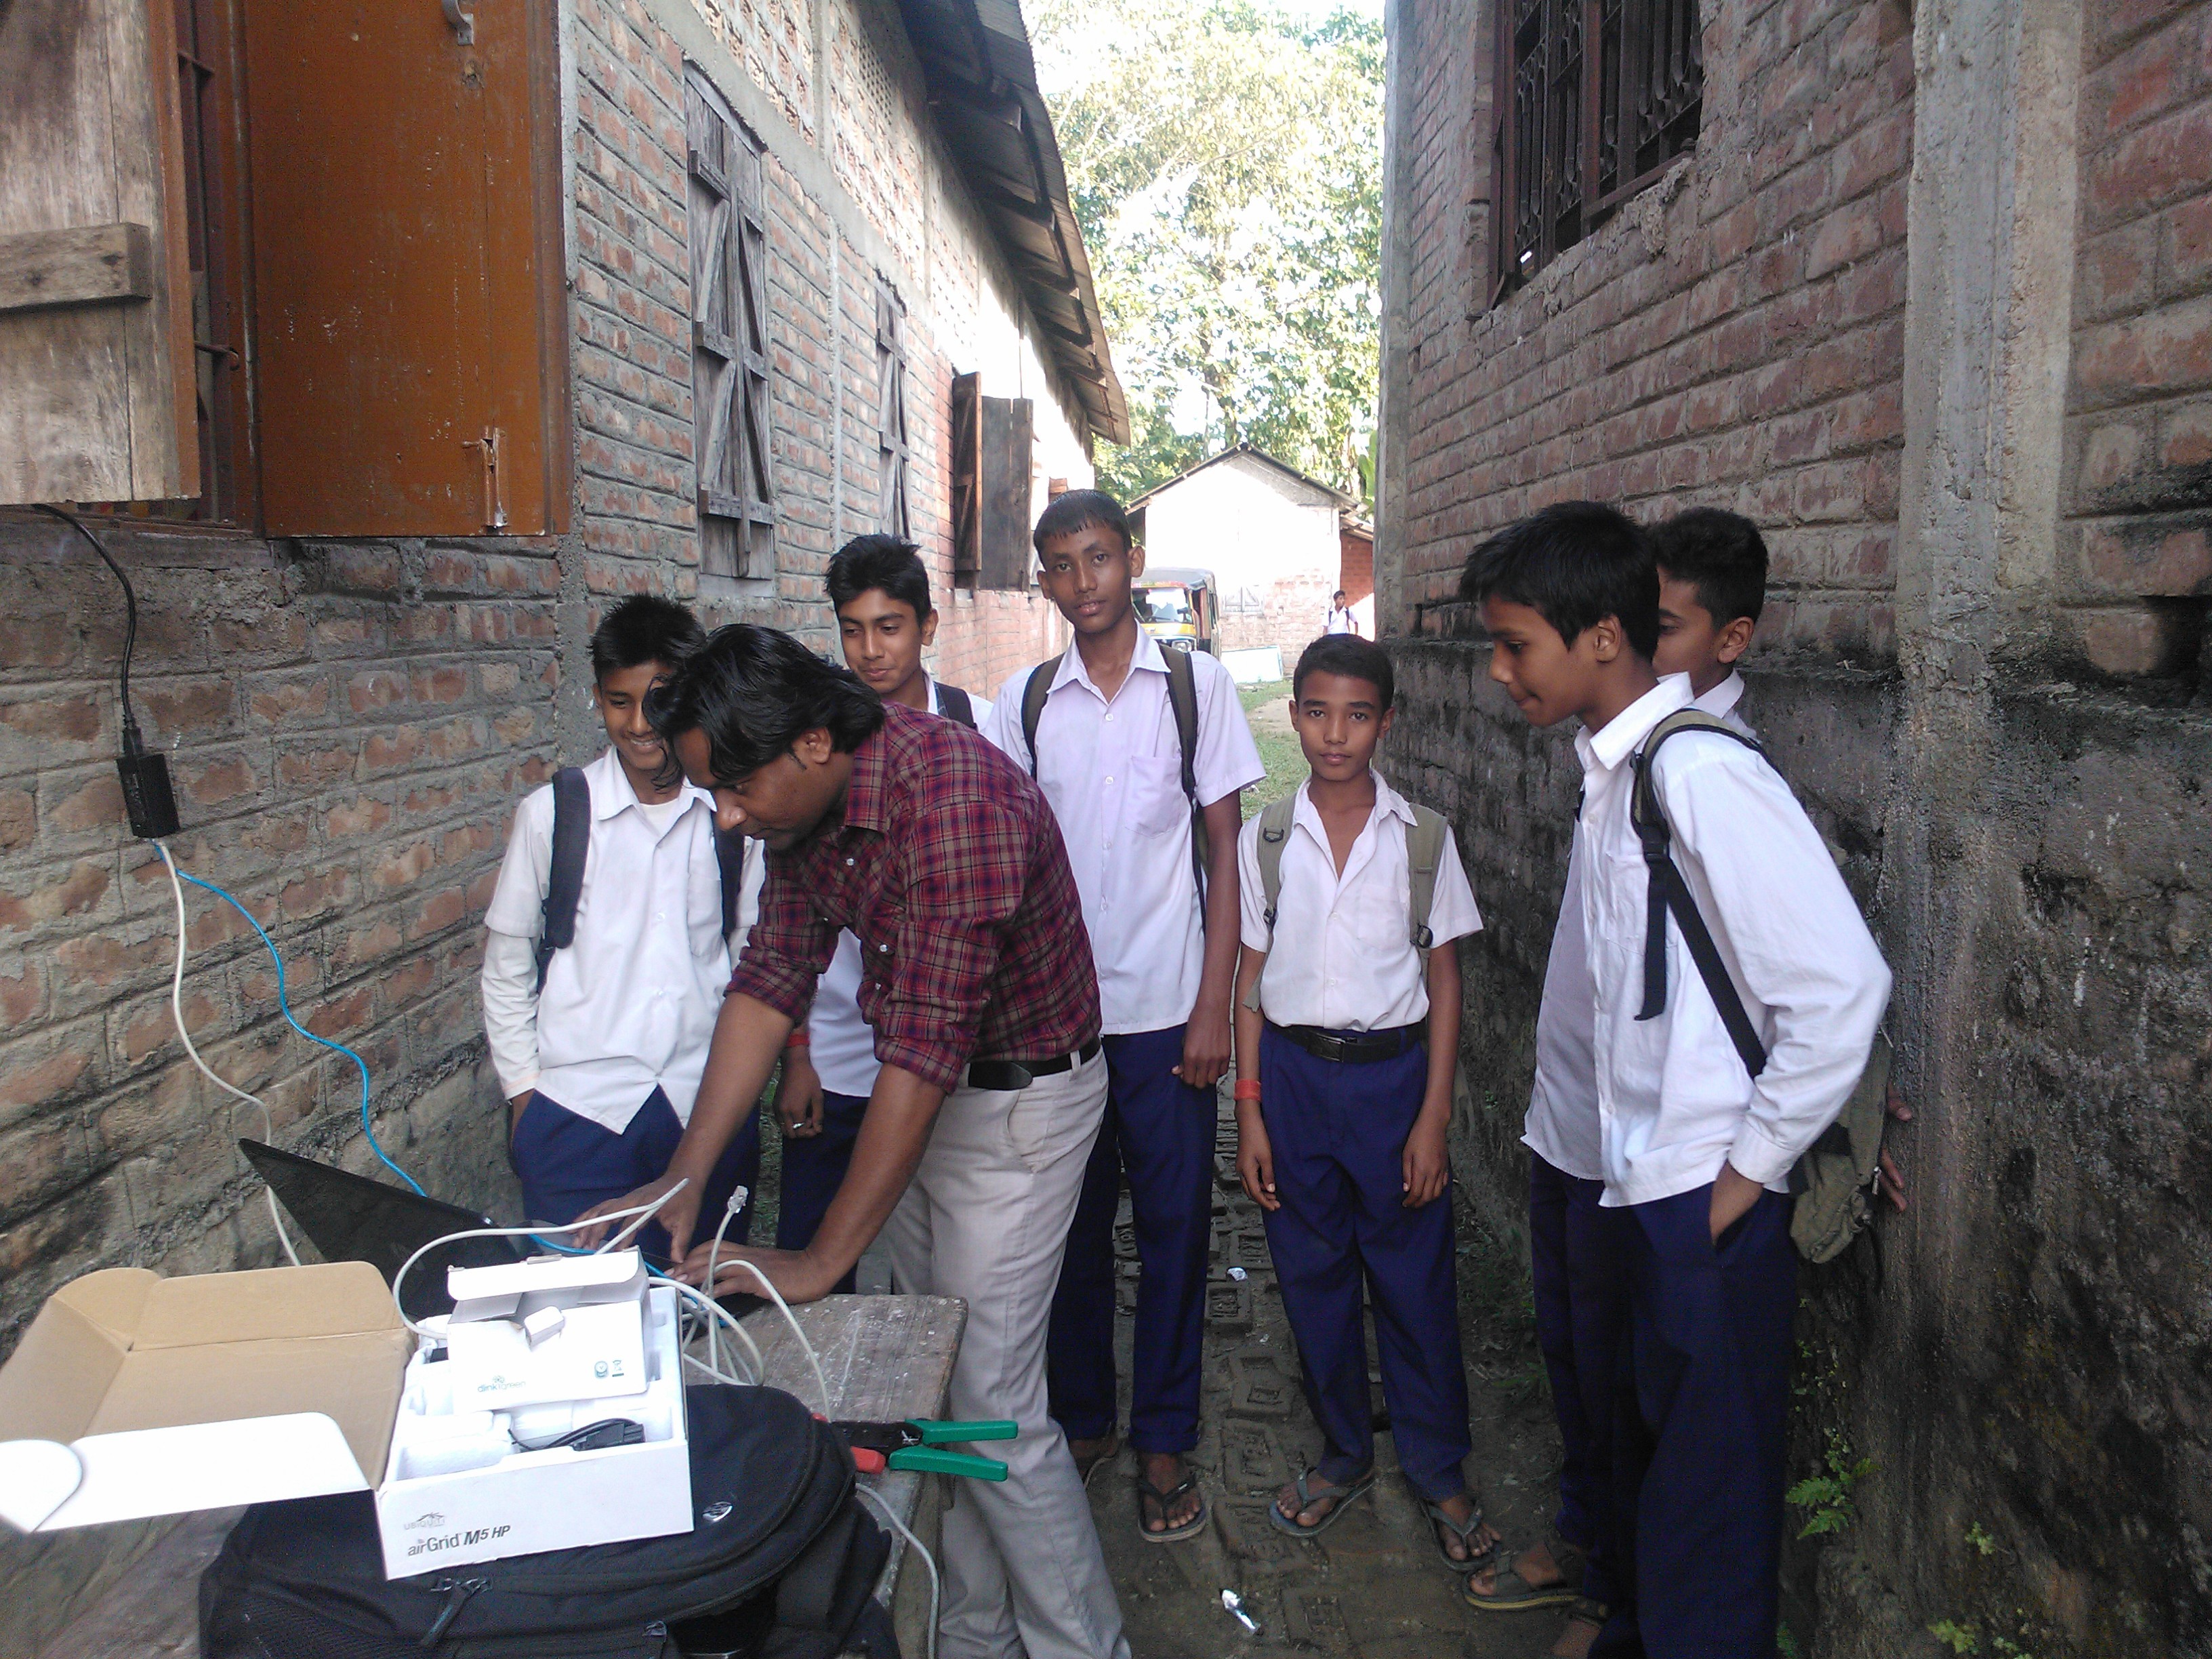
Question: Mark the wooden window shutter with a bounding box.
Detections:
[0,0,199,506]
[876,277,909,538]
[949,371,981,583]
[242,0,568,535]
[688,68,773,579]
[977,394,1033,592]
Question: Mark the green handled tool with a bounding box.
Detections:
[835,1418,1017,1481]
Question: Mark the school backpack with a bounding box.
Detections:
[1629,708,1893,1267]
[1019,646,1206,894]
[934,682,978,729]
[536,768,751,991]
[199,1382,897,1659]
[1240,794,1450,1012]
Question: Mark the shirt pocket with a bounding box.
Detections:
[1128,753,1189,838]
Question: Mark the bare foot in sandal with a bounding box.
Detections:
[1465,1538,1576,1604]
[1552,1607,1603,1659]
[1272,1467,1368,1532]
[1425,1492,1501,1565]
[1138,1452,1204,1536]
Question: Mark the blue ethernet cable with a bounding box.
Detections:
[172,863,426,1197]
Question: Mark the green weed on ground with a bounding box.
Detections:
[1238,678,1307,819]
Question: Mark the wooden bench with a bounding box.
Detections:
[33,1294,964,1659]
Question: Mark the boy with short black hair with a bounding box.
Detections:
[777,535,990,1291]
[981,487,1266,1542]
[480,594,760,1261]
[1460,502,1890,1659]
[1650,506,1766,720]
[1231,632,1491,1567]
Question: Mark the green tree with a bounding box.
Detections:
[1032,0,1382,504]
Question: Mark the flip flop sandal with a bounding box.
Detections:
[1567,1595,1610,1627]
[1422,1497,1498,1572]
[1073,1431,1121,1490]
[1460,1549,1582,1613]
[1135,1465,1210,1544]
[1265,1468,1375,1540]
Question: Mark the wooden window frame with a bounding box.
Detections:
[1490,0,1703,302]
[950,370,981,584]
[876,276,910,539]
[169,0,253,523]
[686,68,775,580]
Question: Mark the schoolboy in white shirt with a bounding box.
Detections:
[480,596,760,1261]
[981,489,1265,1542]
[1229,634,1493,1570]
[1463,501,1891,1659]
[775,535,991,1292]
[1468,509,1767,1654]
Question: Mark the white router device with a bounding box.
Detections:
[438,1248,650,1410]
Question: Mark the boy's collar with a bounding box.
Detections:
[589,747,709,821]
[1696,670,1744,720]
[1576,674,1693,774]
[1052,626,1166,693]
[1292,769,1413,836]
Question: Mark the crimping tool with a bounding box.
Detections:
[834,1418,1016,1481]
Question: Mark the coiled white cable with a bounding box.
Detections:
[855,1482,940,1659]
[670,1266,830,1418]
[157,842,301,1266]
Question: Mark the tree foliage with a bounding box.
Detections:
[1031,0,1383,504]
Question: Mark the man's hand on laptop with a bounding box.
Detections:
[574,1172,697,1257]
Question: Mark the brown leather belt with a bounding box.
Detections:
[1267,1021,1426,1065]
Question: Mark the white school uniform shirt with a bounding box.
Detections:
[981,632,1267,1035]
[1235,772,1483,1031]
[808,678,993,1097]
[480,747,759,1133]
[1563,674,1890,1208]
[1525,672,1755,1180]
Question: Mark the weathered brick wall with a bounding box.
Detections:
[2064,0,2212,680]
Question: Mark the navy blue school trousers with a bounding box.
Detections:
[1257,1025,1470,1501]
[1046,1023,1214,1454]
[1530,1151,1626,1610]
[511,1085,760,1264]
[1595,1184,1797,1659]
[775,1087,867,1296]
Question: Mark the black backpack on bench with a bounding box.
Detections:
[200,1385,897,1659]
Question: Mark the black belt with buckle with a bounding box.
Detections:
[966,1036,1103,1092]
[1267,1021,1427,1065]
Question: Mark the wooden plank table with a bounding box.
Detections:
[35,1293,964,1659]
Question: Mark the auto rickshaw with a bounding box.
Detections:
[1132,567,1218,655]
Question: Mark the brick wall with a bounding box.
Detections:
[2065,0,2212,680]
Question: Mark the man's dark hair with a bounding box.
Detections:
[1294,634,1395,709]
[1032,488,1132,556]
[1333,589,1347,601]
[590,594,704,682]
[649,624,884,784]
[1457,501,1660,661]
[827,534,933,621]
[1650,507,1768,627]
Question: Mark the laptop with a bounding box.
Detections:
[239,1139,531,1319]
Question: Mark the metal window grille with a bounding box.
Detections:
[1490,0,1702,299]
[876,279,911,538]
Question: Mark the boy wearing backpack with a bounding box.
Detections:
[980,489,1265,1542]
[480,594,760,1259]
[775,535,990,1291]
[1461,502,1890,1659]
[1467,508,1767,1655]
[1231,633,1492,1563]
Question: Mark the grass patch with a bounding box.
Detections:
[1238,678,1307,819]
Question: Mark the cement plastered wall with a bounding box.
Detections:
[1378,0,2212,1652]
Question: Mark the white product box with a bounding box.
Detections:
[375,1280,692,1576]
[439,1250,651,1411]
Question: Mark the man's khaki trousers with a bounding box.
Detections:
[884,1050,1130,1659]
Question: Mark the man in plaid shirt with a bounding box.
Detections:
[579,624,1127,1659]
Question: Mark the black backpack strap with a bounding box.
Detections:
[1630,711,1769,1078]
[1162,647,1208,899]
[536,766,591,993]
[935,682,977,729]
[1019,655,1058,777]
[717,826,747,945]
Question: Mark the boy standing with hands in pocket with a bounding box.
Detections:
[1232,634,1494,1569]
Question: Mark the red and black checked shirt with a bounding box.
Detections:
[729,701,1101,1093]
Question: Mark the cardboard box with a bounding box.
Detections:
[0,1262,409,1534]
[376,1280,691,1575]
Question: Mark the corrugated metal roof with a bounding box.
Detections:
[897,0,1129,445]
[1128,442,1357,508]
